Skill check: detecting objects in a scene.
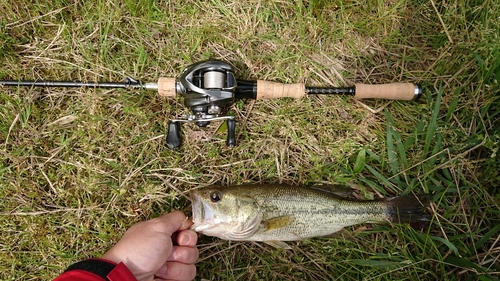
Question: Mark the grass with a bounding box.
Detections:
[1,0,499,280]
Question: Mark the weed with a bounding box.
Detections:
[0,1,499,280]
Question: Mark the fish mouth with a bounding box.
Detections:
[190,191,202,229]
[190,191,212,232]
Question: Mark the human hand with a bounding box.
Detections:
[102,211,198,281]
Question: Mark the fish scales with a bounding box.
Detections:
[190,184,430,247]
[243,185,390,241]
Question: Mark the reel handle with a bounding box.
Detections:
[166,121,182,149]
[166,118,236,148]
[226,119,236,147]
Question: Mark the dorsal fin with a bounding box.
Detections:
[308,184,354,198]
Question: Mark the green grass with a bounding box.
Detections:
[1,0,499,280]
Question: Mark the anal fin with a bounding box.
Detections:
[324,228,357,241]
[264,240,292,249]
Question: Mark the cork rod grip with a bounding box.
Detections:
[256,80,306,99]
[355,83,417,100]
[157,77,177,97]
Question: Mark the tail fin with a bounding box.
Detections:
[385,194,431,229]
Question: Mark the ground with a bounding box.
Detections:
[0,0,499,280]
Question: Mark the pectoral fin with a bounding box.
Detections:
[263,215,294,231]
[264,240,292,249]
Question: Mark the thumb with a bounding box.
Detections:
[152,211,191,235]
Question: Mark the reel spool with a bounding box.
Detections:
[167,60,238,148]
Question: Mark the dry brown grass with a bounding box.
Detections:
[1,0,499,280]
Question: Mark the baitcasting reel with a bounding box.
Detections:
[166,60,238,149]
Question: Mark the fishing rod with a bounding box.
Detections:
[0,60,422,148]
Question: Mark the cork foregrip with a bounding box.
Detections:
[157,77,177,97]
[354,83,416,100]
[256,80,306,99]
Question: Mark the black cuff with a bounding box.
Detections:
[65,259,116,281]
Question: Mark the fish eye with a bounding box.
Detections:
[210,191,222,203]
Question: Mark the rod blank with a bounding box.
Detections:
[0,77,143,89]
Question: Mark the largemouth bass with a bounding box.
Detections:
[190,184,430,248]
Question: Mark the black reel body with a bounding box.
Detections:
[167,60,238,148]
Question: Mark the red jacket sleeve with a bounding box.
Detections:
[53,258,137,281]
